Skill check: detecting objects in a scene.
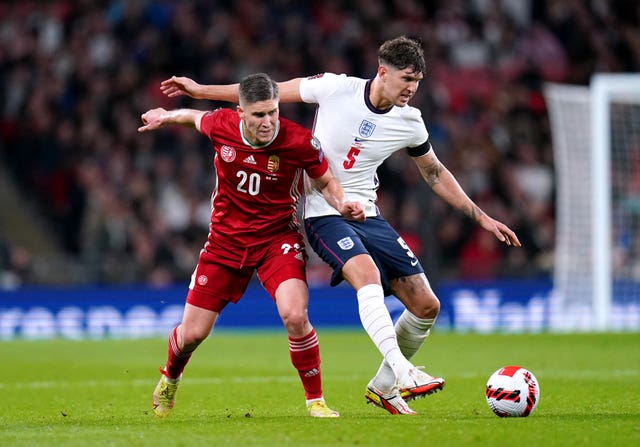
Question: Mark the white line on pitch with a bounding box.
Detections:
[1,369,638,389]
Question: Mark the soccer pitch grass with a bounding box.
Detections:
[1,331,638,447]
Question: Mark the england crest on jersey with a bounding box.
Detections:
[359,120,376,138]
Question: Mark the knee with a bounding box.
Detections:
[179,325,209,350]
[422,294,440,319]
[393,274,441,319]
[408,292,440,319]
[280,309,309,336]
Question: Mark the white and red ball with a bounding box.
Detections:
[485,365,540,417]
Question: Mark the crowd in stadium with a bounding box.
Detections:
[0,0,638,287]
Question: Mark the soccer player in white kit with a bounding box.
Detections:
[160,36,521,415]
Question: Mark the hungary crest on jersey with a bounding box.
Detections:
[267,155,280,173]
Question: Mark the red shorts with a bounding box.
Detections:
[186,231,308,312]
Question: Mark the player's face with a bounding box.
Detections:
[382,66,423,107]
[238,99,279,145]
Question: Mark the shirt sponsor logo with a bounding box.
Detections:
[243,154,257,165]
[220,145,236,162]
[337,237,354,250]
[359,120,376,138]
[267,155,280,173]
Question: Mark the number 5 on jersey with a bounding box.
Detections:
[397,236,418,266]
[343,146,361,169]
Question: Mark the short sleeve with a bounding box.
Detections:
[299,73,346,104]
[199,109,221,138]
[303,136,329,179]
[407,140,432,157]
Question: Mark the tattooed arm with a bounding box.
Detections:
[413,150,521,246]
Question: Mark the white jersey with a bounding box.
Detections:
[300,73,429,218]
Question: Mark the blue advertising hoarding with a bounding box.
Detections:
[0,280,568,340]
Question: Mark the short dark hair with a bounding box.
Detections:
[238,73,279,106]
[378,36,426,75]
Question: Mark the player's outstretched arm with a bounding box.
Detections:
[160,76,305,103]
[160,76,240,101]
[275,78,304,103]
[138,108,206,133]
[413,150,521,247]
[311,170,365,222]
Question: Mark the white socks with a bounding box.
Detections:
[371,310,435,392]
[357,284,413,379]
[396,310,435,359]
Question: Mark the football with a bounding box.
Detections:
[485,365,540,417]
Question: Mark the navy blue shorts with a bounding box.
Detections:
[304,215,424,295]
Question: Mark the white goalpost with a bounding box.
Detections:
[545,74,640,331]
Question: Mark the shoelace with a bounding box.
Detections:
[159,380,178,404]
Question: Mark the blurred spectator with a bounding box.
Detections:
[0,0,638,285]
[0,240,33,289]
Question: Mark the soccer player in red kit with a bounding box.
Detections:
[138,73,364,418]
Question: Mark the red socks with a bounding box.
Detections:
[289,329,323,400]
[161,325,323,400]
[163,326,193,379]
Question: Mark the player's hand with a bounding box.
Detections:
[340,201,366,222]
[160,76,202,99]
[138,108,167,132]
[478,215,521,247]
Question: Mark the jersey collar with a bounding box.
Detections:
[364,79,393,115]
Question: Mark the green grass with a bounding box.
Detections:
[1,331,639,446]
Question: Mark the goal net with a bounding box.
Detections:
[544,74,640,331]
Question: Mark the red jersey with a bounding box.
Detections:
[199,108,328,247]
